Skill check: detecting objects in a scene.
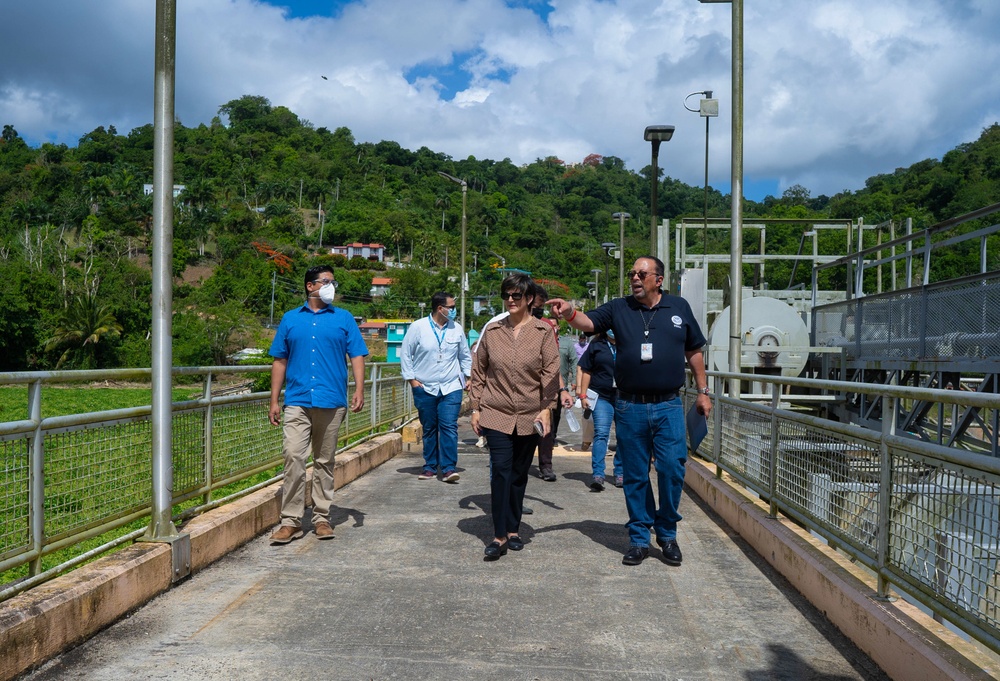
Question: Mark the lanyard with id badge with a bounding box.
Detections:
[639,308,657,362]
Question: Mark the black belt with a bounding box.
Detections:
[617,390,678,404]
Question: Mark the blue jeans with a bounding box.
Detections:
[590,397,621,479]
[412,387,463,473]
[614,396,686,548]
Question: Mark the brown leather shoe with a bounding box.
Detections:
[314,521,334,540]
[270,525,303,544]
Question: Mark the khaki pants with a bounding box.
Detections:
[581,407,594,445]
[279,405,346,527]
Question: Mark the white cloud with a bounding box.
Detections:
[0,0,997,201]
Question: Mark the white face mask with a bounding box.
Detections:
[319,283,336,304]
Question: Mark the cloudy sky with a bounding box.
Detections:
[1,0,998,201]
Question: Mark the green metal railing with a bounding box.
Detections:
[688,371,1000,654]
[0,363,415,601]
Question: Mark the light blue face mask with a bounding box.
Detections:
[446,307,457,321]
[606,330,615,341]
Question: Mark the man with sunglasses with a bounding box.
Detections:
[268,265,369,544]
[401,291,472,482]
[548,256,711,567]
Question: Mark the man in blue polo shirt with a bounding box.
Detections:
[548,256,712,566]
[400,291,472,482]
[268,265,369,544]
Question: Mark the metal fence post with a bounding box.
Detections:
[370,363,379,431]
[203,371,214,504]
[875,393,896,600]
[713,392,723,479]
[28,380,43,576]
[768,387,780,518]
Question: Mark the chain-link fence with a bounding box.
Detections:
[0,363,415,601]
[688,374,1000,654]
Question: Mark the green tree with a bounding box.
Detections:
[44,291,123,368]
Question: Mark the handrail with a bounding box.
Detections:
[0,363,416,601]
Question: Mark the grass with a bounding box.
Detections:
[0,382,409,599]
[0,386,204,421]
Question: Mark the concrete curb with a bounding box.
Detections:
[0,433,402,681]
[685,457,1000,681]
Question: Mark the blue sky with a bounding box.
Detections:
[1,0,998,204]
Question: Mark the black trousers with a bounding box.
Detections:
[536,401,562,470]
[484,427,539,537]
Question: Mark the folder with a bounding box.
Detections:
[686,402,708,452]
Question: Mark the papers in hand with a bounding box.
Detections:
[686,402,708,452]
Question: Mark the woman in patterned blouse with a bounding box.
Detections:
[469,273,561,560]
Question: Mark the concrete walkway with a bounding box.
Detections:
[23,422,888,680]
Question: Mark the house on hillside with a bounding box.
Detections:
[358,321,387,339]
[329,242,385,262]
[383,319,413,363]
[370,277,392,297]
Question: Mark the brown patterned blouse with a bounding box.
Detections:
[469,316,561,436]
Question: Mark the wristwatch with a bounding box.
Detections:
[699,388,711,396]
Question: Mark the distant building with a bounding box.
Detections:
[382,319,414,363]
[370,277,392,297]
[358,321,387,338]
[330,242,385,262]
[473,295,494,317]
[143,184,186,198]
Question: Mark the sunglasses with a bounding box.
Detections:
[500,291,524,301]
[627,270,660,281]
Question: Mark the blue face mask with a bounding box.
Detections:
[606,330,615,341]
[446,307,457,321]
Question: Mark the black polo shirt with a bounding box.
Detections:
[578,339,617,400]
[585,292,705,395]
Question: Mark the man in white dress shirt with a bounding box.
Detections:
[401,292,472,482]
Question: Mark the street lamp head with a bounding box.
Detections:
[590,267,602,274]
[436,170,466,187]
[611,212,631,220]
[586,281,597,287]
[643,125,675,142]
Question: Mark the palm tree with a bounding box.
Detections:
[435,193,450,230]
[44,291,123,369]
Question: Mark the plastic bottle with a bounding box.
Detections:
[563,407,581,432]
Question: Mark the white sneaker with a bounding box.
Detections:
[476,436,487,448]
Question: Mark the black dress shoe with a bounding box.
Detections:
[622,546,649,566]
[522,505,534,515]
[507,535,524,551]
[657,539,682,566]
[484,540,508,560]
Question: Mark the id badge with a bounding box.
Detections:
[640,343,653,362]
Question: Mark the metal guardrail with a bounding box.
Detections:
[691,371,1000,654]
[0,363,416,601]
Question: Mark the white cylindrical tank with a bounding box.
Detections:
[708,296,810,376]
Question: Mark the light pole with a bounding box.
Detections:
[611,213,630,298]
[590,267,602,308]
[642,126,674,257]
[437,171,467,330]
[601,242,616,302]
[684,91,718,263]
[586,282,597,310]
[700,0,743,396]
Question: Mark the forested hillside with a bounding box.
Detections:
[1,95,998,371]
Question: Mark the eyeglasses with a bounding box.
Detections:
[311,279,337,286]
[441,305,456,309]
[627,270,659,281]
[500,291,524,301]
